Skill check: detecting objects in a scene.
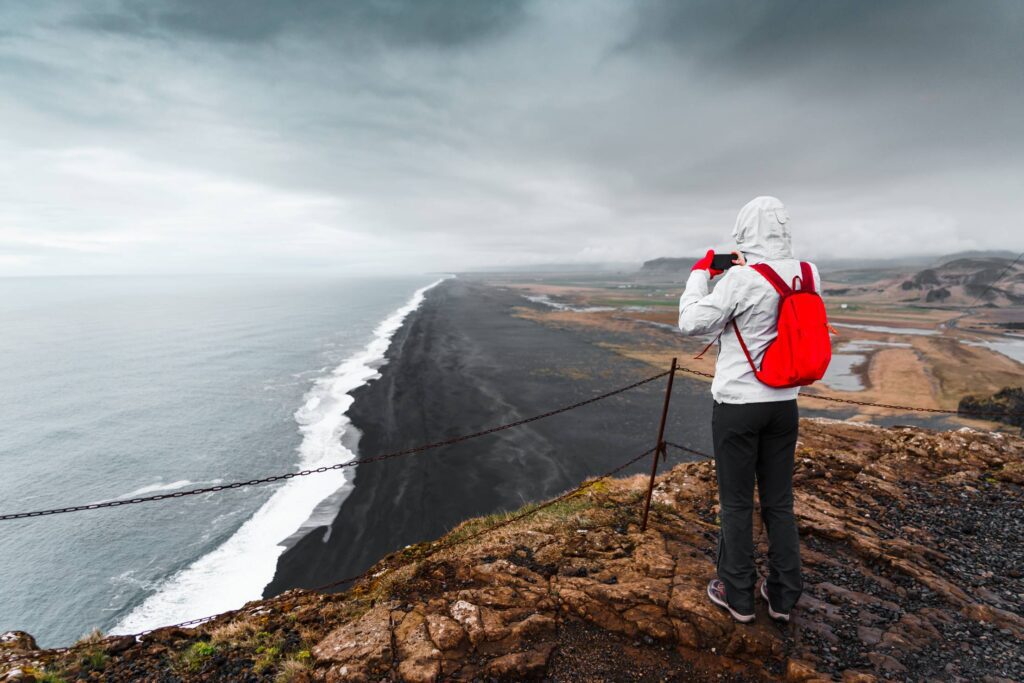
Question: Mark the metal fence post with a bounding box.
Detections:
[641,357,676,532]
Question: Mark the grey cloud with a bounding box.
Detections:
[0,0,1022,275]
[73,0,528,49]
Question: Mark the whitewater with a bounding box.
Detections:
[111,277,447,635]
[0,274,446,646]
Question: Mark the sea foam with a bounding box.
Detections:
[111,276,448,634]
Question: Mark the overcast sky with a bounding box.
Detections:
[1,0,1022,275]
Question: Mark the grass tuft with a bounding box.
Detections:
[182,640,218,672]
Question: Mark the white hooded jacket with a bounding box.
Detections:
[678,196,821,404]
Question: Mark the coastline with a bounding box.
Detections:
[265,275,958,597]
[265,277,716,595]
[112,277,446,636]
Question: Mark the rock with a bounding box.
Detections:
[5,421,1023,682]
[313,602,394,682]
[0,633,37,652]
[508,613,556,641]
[425,614,466,652]
[867,652,907,673]
[103,635,136,655]
[856,625,882,646]
[484,643,555,678]
[449,599,484,645]
[785,658,824,681]
[393,609,441,683]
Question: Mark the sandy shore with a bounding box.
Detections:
[265,277,714,595]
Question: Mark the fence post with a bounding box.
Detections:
[641,357,676,532]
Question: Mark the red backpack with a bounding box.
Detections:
[733,262,832,388]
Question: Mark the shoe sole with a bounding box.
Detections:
[759,581,790,622]
[707,584,755,623]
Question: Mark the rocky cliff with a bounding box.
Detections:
[892,256,1024,306]
[3,420,1023,682]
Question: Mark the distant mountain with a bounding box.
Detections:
[637,251,1023,307]
[890,256,1024,306]
[639,257,700,273]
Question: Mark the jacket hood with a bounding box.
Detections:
[731,196,794,261]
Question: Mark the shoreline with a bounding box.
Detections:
[265,277,715,595]
[265,276,960,597]
[112,277,446,636]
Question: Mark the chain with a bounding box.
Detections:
[115,445,656,641]
[672,366,1024,419]
[663,441,713,460]
[0,370,669,522]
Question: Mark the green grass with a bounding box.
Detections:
[254,645,282,673]
[183,641,218,672]
[444,487,601,546]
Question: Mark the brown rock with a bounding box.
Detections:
[855,625,882,646]
[509,613,557,641]
[962,602,1024,635]
[633,531,675,579]
[671,617,700,649]
[313,602,394,682]
[425,614,466,652]
[449,600,484,645]
[867,652,907,673]
[621,604,673,640]
[484,643,556,678]
[785,658,823,681]
[103,636,136,655]
[841,671,878,683]
[0,633,37,652]
[394,609,441,683]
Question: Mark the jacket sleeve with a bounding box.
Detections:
[677,268,746,337]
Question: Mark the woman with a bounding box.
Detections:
[678,196,821,623]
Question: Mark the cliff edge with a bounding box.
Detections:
[3,420,1022,682]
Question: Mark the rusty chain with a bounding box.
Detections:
[672,365,1024,419]
[0,370,670,522]
[113,444,657,641]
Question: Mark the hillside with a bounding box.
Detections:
[890,257,1024,306]
[636,253,1023,309]
[2,420,1023,682]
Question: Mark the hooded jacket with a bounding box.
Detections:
[678,196,821,404]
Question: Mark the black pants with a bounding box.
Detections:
[712,399,802,614]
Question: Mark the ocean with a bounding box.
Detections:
[0,274,442,647]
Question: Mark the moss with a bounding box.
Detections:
[275,656,311,682]
[182,640,218,672]
[254,645,282,673]
[20,668,66,683]
[80,648,108,673]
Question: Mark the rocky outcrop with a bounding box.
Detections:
[893,256,1024,306]
[960,387,1024,434]
[2,420,1022,681]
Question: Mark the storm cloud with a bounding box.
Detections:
[1,0,1022,275]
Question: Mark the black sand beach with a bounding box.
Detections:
[265,277,959,596]
[265,277,714,595]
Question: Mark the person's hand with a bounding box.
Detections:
[731,251,746,267]
[692,249,723,278]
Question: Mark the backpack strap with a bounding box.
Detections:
[693,332,721,360]
[731,320,760,375]
[798,261,816,293]
[750,263,791,296]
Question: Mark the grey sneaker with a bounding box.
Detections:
[759,579,790,622]
[707,579,755,623]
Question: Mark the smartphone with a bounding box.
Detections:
[711,253,739,271]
